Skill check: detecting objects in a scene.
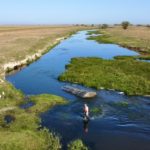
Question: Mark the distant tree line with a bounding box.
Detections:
[121,21,130,29]
[74,22,150,29]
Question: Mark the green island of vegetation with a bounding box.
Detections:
[90,106,102,116]
[27,94,68,114]
[59,57,150,96]
[110,101,129,108]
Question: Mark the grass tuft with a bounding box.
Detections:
[28,94,68,114]
[68,139,88,150]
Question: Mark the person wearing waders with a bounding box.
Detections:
[83,103,89,121]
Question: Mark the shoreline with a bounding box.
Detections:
[3,36,66,76]
[88,27,150,57]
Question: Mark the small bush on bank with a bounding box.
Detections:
[68,139,88,150]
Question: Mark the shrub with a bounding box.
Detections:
[101,24,108,29]
[122,21,130,29]
[68,139,88,150]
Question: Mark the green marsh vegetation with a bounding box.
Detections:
[0,81,24,109]
[0,107,62,150]
[110,101,129,108]
[86,30,100,35]
[0,82,88,150]
[0,128,61,150]
[0,84,66,149]
[90,106,102,116]
[68,139,89,150]
[59,57,150,96]
[0,83,66,149]
[27,94,68,114]
[114,55,150,62]
[121,21,130,30]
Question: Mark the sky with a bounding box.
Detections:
[0,0,149,25]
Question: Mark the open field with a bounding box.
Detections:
[88,26,150,55]
[59,57,150,96]
[0,25,91,76]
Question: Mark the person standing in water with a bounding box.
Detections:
[83,103,89,133]
[83,103,89,118]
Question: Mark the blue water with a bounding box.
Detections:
[6,31,150,150]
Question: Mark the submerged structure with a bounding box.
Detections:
[62,86,97,98]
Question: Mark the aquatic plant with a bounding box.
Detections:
[0,129,61,150]
[90,107,102,115]
[29,94,68,114]
[68,139,88,150]
[59,57,150,96]
[112,101,129,108]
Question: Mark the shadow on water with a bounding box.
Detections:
[6,30,150,150]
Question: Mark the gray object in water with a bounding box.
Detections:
[62,86,97,98]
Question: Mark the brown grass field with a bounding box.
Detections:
[106,26,150,40]
[0,25,91,76]
[97,26,150,54]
